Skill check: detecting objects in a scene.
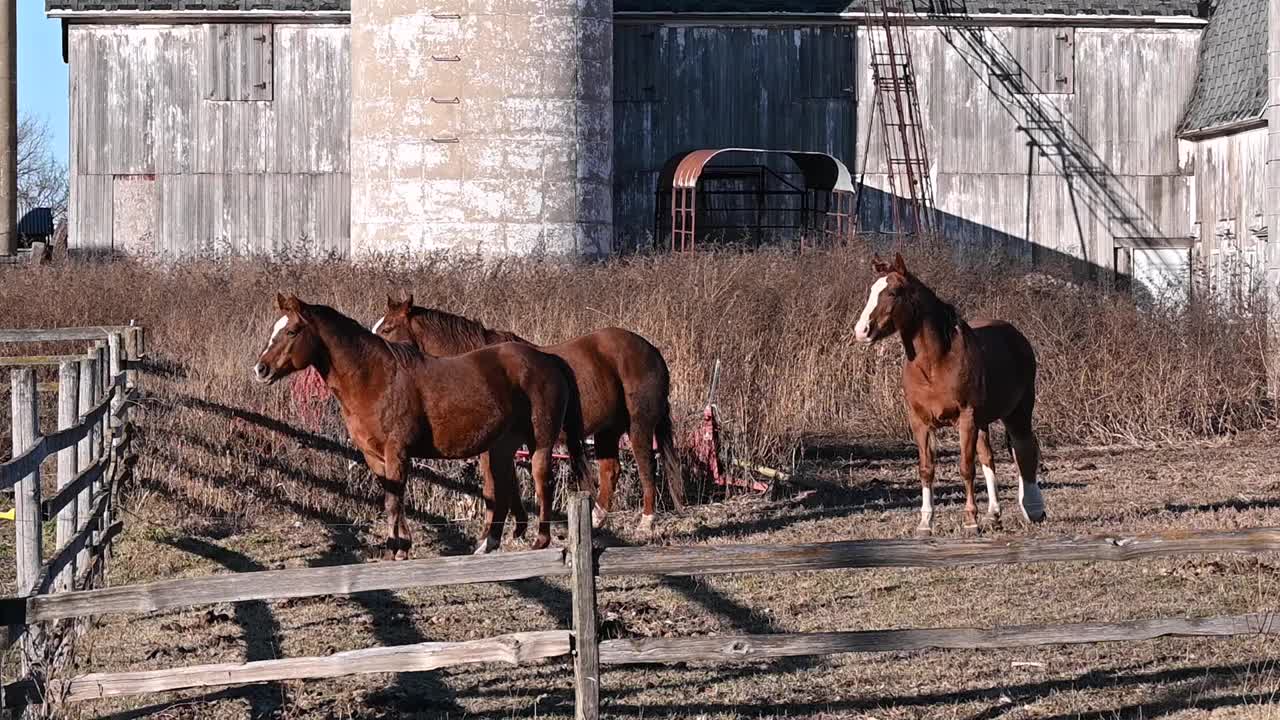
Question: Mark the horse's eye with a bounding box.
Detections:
[286,328,299,337]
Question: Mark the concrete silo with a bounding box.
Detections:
[351,0,613,257]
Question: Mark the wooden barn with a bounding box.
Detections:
[46,0,1279,298]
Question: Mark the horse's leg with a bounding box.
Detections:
[627,422,659,535]
[379,441,411,561]
[910,416,937,537]
[474,451,507,555]
[593,428,624,530]
[977,427,1001,522]
[958,412,980,534]
[530,447,554,550]
[1007,399,1046,524]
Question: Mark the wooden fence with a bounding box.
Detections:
[0,326,145,715]
[0,482,1277,717]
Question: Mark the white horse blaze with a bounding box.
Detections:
[855,277,889,341]
[262,315,289,356]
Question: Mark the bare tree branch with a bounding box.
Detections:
[17,113,69,230]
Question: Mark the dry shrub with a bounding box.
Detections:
[0,241,1271,528]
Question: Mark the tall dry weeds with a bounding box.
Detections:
[0,243,1271,528]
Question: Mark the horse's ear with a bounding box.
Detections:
[871,254,891,274]
[386,294,397,309]
[404,293,414,308]
[276,292,300,312]
[892,253,908,274]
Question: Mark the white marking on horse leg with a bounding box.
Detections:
[592,504,608,529]
[473,535,500,555]
[262,315,288,355]
[371,316,384,333]
[1018,476,1046,523]
[917,486,934,532]
[982,464,1000,517]
[637,513,655,535]
[854,276,889,342]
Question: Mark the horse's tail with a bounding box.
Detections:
[655,400,686,510]
[560,372,595,501]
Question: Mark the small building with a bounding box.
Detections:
[16,207,54,249]
[45,0,1280,296]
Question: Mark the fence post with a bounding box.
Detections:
[10,368,41,595]
[105,332,124,574]
[55,362,79,592]
[75,357,94,586]
[568,493,600,720]
[124,326,138,391]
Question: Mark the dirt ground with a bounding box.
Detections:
[40,434,1280,719]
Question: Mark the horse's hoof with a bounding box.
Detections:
[395,549,411,561]
[592,505,608,529]
[986,512,1003,529]
[636,514,656,535]
[914,526,933,538]
[963,523,980,536]
[1021,506,1048,524]
[531,534,551,551]
[380,547,396,562]
[473,536,500,555]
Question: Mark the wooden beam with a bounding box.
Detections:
[4,549,569,624]
[24,630,570,704]
[32,490,110,597]
[569,494,600,720]
[610,11,1207,28]
[0,354,87,367]
[0,327,131,343]
[0,434,45,492]
[598,613,1280,665]
[595,527,1280,577]
[42,454,108,522]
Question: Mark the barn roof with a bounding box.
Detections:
[1177,0,1267,135]
[615,0,1205,16]
[46,0,347,10]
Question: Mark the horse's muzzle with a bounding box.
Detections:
[252,362,275,384]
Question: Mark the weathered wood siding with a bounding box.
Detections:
[1188,128,1268,299]
[613,25,856,247]
[615,22,1200,282]
[68,24,350,255]
[852,25,1199,281]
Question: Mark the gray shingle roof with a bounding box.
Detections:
[46,1,346,10]
[615,0,1205,15]
[1177,0,1267,134]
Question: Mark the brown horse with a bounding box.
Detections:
[372,296,684,534]
[854,254,1046,536]
[253,294,591,558]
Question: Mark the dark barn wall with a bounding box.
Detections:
[613,24,856,247]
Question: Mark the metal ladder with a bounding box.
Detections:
[864,0,938,237]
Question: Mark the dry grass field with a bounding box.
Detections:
[1,245,1278,719]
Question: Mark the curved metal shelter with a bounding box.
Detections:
[655,148,856,251]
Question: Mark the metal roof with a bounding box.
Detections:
[16,208,54,238]
[1177,0,1266,135]
[616,0,1205,16]
[659,148,855,192]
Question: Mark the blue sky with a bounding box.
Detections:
[20,3,69,166]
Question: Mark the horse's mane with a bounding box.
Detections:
[903,272,966,354]
[306,303,422,366]
[408,307,528,354]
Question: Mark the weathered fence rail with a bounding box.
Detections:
[0,325,145,716]
[1,490,1278,717]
